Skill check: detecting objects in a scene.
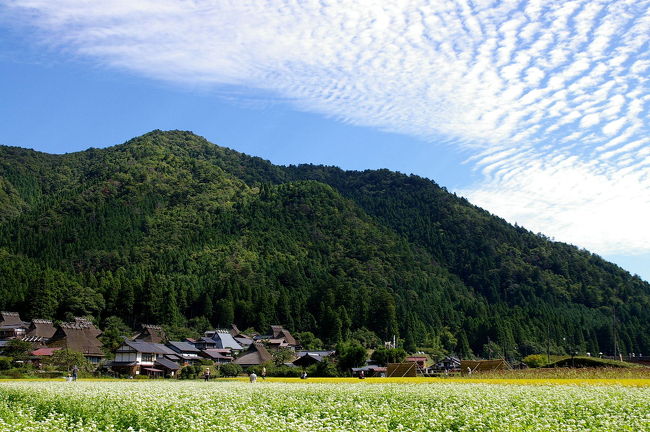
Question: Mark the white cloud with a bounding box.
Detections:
[2,0,650,255]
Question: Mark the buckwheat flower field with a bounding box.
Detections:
[1,380,649,431]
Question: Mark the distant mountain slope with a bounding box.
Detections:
[0,130,648,356]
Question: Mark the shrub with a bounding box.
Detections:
[179,365,203,379]
[312,358,339,377]
[0,357,12,371]
[220,363,243,377]
[523,354,548,368]
[269,366,301,377]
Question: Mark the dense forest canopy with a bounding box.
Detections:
[1,130,648,357]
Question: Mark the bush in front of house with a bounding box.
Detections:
[268,365,301,377]
[220,363,243,377]
[307,358,338,377]
[179,365,203,379]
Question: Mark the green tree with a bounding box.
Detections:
[4,339,33,363]
[100,316,132,354]
[272,347,294,366]
[336,340,368,373]
[48,349,92,373]
[295,331,323,350]
[220,362,243,377]
[370,347,407,366]
[350,327,381,348]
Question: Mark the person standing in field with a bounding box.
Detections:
[249,372,257,383]
[261,366,266,380]
[71,365,78,381]
[204,368,211,382]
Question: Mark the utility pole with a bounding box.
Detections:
[612,308,618,361]
[546,323,551,364]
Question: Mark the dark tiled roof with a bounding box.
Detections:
[167,341,201,353]
[123,340,175,355]
[202,349,233,360]
[155,357,180,371]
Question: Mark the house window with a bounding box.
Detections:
[142,353,154,362]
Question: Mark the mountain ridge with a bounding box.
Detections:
[1,129,648,357]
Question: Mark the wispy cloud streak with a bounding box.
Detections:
[3,0,650,254]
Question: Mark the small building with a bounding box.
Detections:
[433,356,461,371]
[234,343,273,368]
[405,355,428,369]
[47,321,104,364]
[30,347,61,368]
[293,351,335,368]
[461,359,511,375]
[0,312,28,339]
[0,311,24,327]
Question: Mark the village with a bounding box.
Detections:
[0,311,516,379]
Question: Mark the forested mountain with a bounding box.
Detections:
[1,130,648,357]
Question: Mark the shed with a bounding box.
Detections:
[461,359,511,374]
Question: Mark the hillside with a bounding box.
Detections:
[1,130,648,357]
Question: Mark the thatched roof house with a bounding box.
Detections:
[133,324,167,344]
[234,343,272,367]
[26,319,56,339]
[0,311,24,326]
[270,325,297,346]
[48,321,104,364]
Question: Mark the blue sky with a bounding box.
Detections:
[1,1,649,282]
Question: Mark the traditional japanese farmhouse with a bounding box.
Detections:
[47,320,104,364]
[270,325,297,346]
[110,339,180,377]
[23,319,57,345]
[0,312,28,340]
[234,342,273,368]
[133,324,167,343]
